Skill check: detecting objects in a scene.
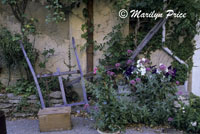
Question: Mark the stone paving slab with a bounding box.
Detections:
[6,117,184,134]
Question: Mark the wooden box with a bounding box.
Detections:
[38,107,72,132]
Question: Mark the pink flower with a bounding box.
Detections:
[168,117,173,122]
[130,80,136,85]
[127,59,132,65]
[136,78,141,82]
[93,67,98,74]
[84,104,89,109]
[127,49,133,55]
[146,67,151,71]
[176,81,180,85]
[110,72,115,76]
[115,63,120,69]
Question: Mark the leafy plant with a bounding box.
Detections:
[171,94,200,133]
[87,66,127,133]
[171,61,188,84]
[0,27,38,84]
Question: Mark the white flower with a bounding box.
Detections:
[137,60,141,64]
[182,110,185,113]
[157,69,161,74]
[191,121,197,126]
[166,68,169,72]
[142,58,146,62]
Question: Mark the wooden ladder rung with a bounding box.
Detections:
[37,70,80,78]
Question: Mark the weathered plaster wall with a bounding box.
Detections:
[0,1,124,98]
[192,34,200,96]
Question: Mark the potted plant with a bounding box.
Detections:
[0,110,7,134]
[87,66,127,134]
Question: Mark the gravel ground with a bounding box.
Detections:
[6,117,184,134]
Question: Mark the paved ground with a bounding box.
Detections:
[6,117,184,134]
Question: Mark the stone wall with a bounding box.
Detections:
[0,91,64,118]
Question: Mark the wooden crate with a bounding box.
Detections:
[38,107,72,132]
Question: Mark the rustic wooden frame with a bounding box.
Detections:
[19,37,89,109]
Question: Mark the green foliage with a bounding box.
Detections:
[98,24,136,65]
[172,94,200,133]
[87,66,127,132]
[0,27,38,82]
[6,79,37,96]
[39,48,55,68]
[45,0,81,23]
[132,72,178,126]
[171,61,188,84]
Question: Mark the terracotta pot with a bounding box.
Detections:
[0,111,7,134]
[97,129,120,134]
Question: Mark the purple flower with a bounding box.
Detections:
[107,71,115,76]
[127,49,133,55]
[176,81,180,85]
[159,64,166,71]
[146,67,151,71]
[168,117,173,122]
[127,59,132,65]
[130,80,136,85]
[177,91,183,95]
[136,78,141,82]
[115,63,120,69]
[125,65,135,76]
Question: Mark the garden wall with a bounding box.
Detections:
[0,91,64,118]
[0,1,122,98]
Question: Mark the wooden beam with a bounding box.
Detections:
[57,68,67,105]
[86,0,94,73]
[37,70,80,78]
[19,41,45,109]
[130,18,167,60]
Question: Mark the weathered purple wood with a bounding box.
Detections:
[57,68,67,105]
[54,101,85,107]
[19,41,45,109]
[65,101,85,107]
[72,37,89,105]
[130,18,167,60]
[37,70,80,78]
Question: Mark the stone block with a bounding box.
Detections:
[28,95,37,100]
[0,94,6,99]
[49,91,62,99]
[7,93,22,100]
[27,100,38,104]
[38,107,71,132]
[50,99,63,104]
[8,100,20,104]
[0,104,12,109]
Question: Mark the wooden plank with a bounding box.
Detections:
[130,18,167,60]
[19,41,45,109]
[57,68,67,105]
[65,101,85,107]
[37,70,80,78]
[72,37,89,105]
[162,47,188,68]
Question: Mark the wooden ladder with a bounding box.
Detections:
[19,37,89,109]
